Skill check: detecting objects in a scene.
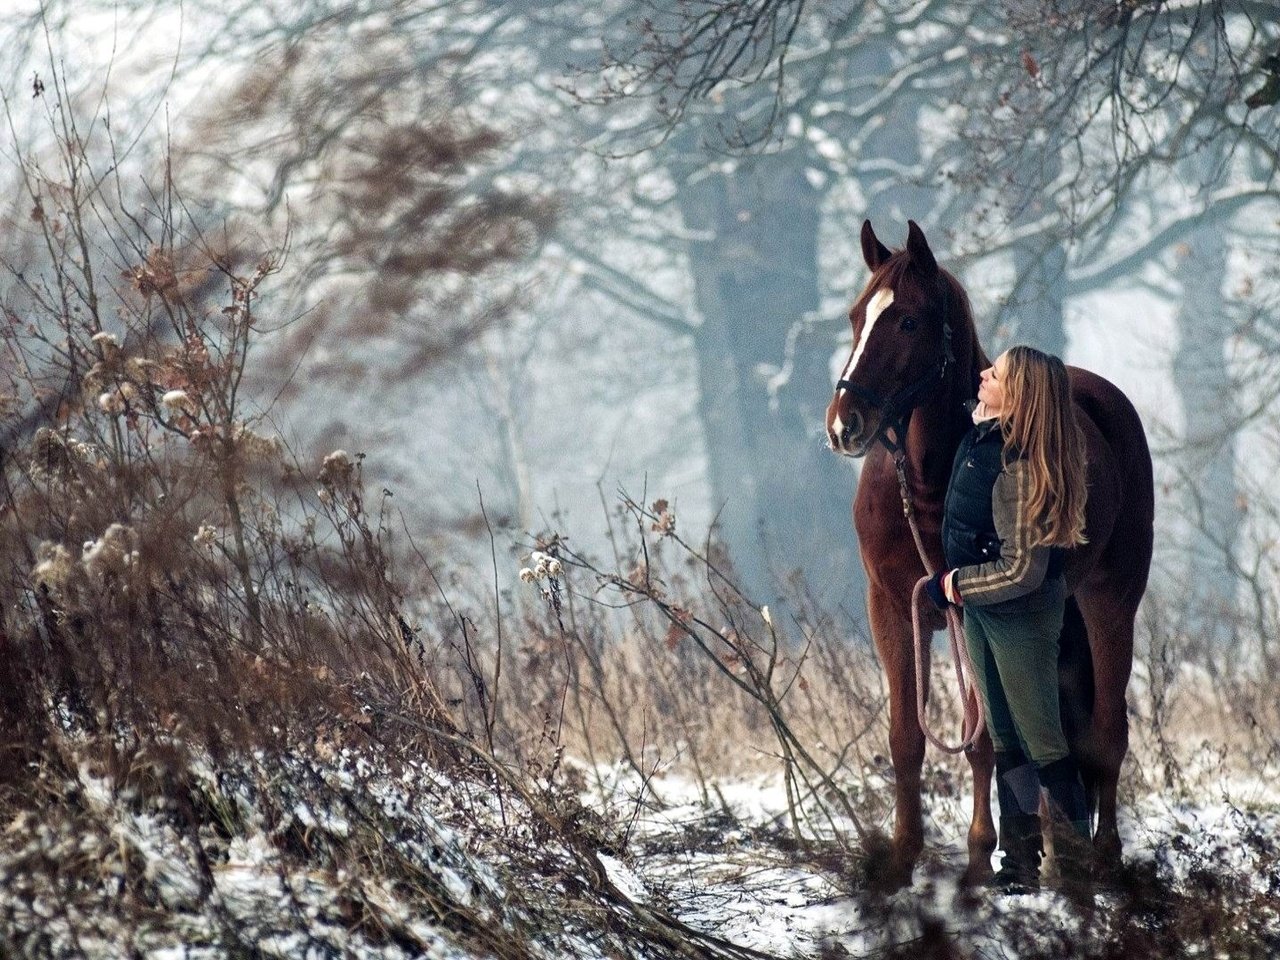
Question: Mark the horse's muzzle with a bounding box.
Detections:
[829,407,866,456]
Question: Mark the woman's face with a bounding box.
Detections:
[978,352,1010,417]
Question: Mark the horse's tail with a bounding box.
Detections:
[1058,596,1099,821]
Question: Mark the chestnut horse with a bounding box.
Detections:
[826,220,1153,886]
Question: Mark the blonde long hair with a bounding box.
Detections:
[999,345,1088,548]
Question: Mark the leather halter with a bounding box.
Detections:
[835,296,955,455]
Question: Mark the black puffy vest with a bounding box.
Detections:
[942,419,1065,593]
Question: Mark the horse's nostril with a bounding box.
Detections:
[840,426,851,442]
[847,410,864,439]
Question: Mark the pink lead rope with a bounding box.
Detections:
[912,579,985,753]
[893,453,986,754]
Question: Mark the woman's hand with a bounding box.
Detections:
[943,569,963,606]
[926,569,964,610]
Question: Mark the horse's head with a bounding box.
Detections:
[826,220,956,457]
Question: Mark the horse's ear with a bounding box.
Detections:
[906,220,938,276]
[861,220,892,271]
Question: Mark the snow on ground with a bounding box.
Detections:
[4,736,1280,958]
[0,740,615,960]
[585,760,1280,958]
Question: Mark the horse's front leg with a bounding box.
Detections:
[868,584,926,888]
[963,704,997,884]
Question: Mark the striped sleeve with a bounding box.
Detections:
[952,459,1052,607]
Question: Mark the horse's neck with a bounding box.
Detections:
[904,341,984,497]
[903,404,966,497]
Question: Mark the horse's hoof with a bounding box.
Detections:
[961,861,995,887]
[866,860,913,893]
[1085,831,1122,887]
[1092,854,1123,886]
[861,833,914,892]
[1093,831,1122,862]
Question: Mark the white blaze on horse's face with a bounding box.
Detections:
[832,287,895,440]
[843,288,895,386]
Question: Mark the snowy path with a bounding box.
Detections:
[590,765,1280,958]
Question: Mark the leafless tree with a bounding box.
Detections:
[598,0,1280,625]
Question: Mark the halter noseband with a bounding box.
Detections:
[835,298,955,455]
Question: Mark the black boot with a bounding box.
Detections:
[1040,756,1092,889]
[987,750,1044,893]
[989,813,1042,893]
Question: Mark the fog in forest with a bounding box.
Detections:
[1,3,1278,956]
[5,1,1276,630]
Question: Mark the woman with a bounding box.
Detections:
[926,345,1090,893]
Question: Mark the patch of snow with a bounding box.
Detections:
[597,852,648,904]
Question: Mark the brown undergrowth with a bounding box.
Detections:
[0,85,776,959]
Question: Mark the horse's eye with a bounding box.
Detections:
[900,316,918,333]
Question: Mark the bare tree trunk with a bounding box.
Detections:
[679,155,867,612]
[1005,145,1068,357]
[857,44,938,237]
[483,347,536,533]
[1172,214,1241,647]
[1010,240,1068,357]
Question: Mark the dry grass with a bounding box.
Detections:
[0,87,797,960]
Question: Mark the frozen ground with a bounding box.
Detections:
[587,763,1280,958]
[3,737,1279,959]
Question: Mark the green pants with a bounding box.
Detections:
[964,602,1068,766]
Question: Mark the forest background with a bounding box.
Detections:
[1,1,1279,957]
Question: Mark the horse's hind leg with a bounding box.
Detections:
[1058,597,1096,812]
[1076,595,1137,872]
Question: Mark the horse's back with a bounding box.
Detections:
[1067,366,1154,604]
[1069,368,1153,492]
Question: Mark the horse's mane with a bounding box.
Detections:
[939,268,979,348]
